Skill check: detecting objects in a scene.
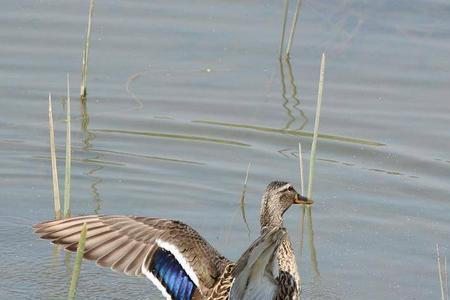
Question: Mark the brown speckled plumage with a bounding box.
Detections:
[260,181,305,299]
[34,181,311,299]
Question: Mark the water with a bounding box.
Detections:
[1,0,449,299]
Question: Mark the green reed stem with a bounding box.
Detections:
[67,223,88,300]
[307,53,326,199]
[80,0,94,99]
[48,93,61,219]
[63,74,72,218]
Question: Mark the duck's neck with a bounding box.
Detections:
[260,194,284,233]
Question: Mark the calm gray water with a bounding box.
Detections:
[1,0,449,299]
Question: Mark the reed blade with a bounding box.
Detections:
[239,162,251,207]
[299,205,306,260]
[48,93,61,219]
[63,74,72,218]
[193,120,384,147]
[67,223,88,300]
[445,255,449,300]
[307,206,320,276]
[285,0,303,57]
[437,244,445,300]
[239,162,251,238]
[307,53,326,199]
[298,141,305,195]
[80,0,94,99]
[279,0,289,59]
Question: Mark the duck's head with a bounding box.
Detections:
[260,181,313,230]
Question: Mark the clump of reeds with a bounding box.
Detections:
[47,74,73,219]
[436,244,449,300]
[48,93,61,219]
[67,223,88,300]
[48,77,84,298]
[80,0,95,99]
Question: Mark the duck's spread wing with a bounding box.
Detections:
[34,215,231,299]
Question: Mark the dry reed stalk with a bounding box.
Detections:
[298,141,305,195]
[307,53,326,199]
[63,74,72,218]
[445,255,449,300]
[437,244,445,300]
[80,0,94,99]
[279,0,289,59]
[48,93,61,219]
[240,162,251,207]
[285,0,303,57]
[239,162,252,237]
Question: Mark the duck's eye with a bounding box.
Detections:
[287,186,294,192]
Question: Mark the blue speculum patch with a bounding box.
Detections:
[151,247,196,300]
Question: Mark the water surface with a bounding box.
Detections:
[1,0,449,299]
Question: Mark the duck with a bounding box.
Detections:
[33,181,313,300]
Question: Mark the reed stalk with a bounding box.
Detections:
[306,206,320,276]
[67,223,88,300]
[299,205,306,259]
[239,162,251,237]
[279,0,289,59]
[307,53,326,199]
[298,141,304,195]
[48,93,61,219]
[437,244,445,300]
[80,0,94,99]
[240,162,251,207]
[63,74,72,218]
[285,0,303,58]
[445,255,449,300]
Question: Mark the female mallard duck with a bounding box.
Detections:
[34,181,312,299]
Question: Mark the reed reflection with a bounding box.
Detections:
[80,98,103,214]
[278,58,308,130]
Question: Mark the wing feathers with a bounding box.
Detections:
[96,239,139,268]
[65,231,118,252]
[111,242,147,274]
[50,225,110,244]
[33,215,101,230]
[82,235,128,261]
[34,214,230,294]
[39,221,102,238]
